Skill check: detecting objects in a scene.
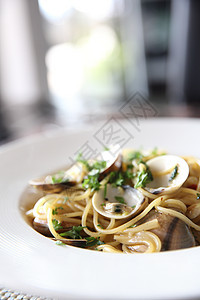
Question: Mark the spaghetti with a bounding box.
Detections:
[26,148,200,253]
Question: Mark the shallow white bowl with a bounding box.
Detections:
[0,118,200,300]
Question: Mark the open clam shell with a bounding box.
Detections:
[97,145,122,180]
[92,184,146,219]
[29,162,86,192]
[145,155,189,195]
[29,145,122,193]
[33,218,87,247]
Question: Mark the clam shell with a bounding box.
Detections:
[187,203,200,223]
[29,163,85,192]
[138,210,195,251]
[33,218,87,247]
[33,218,81,237]
[51,238,87,247]
[95,144,122,180]
[92,184,146,219]
[145,155,189,195]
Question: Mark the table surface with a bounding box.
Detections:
[0,101,199,147]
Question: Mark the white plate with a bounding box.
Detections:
[0,118,200,300]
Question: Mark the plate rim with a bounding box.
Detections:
[0,117,200,300]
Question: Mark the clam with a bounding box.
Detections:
[187,203,200,224]
[92,184,146,219]
[188,202,200,246]
[137,210,195,251]
[29,162,86,193]
[51,238,87,247]
[33,217,52,237]
[191,229,200,246]
[33,218,87,247]
[33,217,79,237]
[145,155,189,195]
[97,145,122,180]
[29,145,122,193]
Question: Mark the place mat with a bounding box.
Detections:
[0,288,51,300]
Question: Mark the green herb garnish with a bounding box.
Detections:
[129,224,136,228]
[92,161,107,171]
[52,219,63,231]
[134,162,153,188]
[104,184,107,199]
[104,147,110,151]
[197,193,200,200]
[169,165,178,182]
[115,196,126,204]
[75,153,91,170]
[109,172,124,187]
[51,171,69,184]
[151,147,158,155]
[127,151,143,161]
[82,173,101,191]
[76,153,106,172]
[97,224,103,228]
[108,170,134,187]
[52,208,58,215]
[52,206,63,215]
[85,237,104,247]
[60,226,85,239]
[77,152,107,191]
[123,169,134,180]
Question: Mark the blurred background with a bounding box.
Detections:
[0,0,200,144]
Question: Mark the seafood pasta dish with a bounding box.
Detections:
[26,146,200,253]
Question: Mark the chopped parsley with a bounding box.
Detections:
[75,153,91,170]
[134,161,153,188]
[108,172,124,187]
[76,153,107,192]
[83,169,134,192]
[52,208,58,215]
[52,219,63,231]
[51,172,69,184]
[97,223,103,228]
[52,206,63,215]
[123,169,134,180]
[104,184,107,199]
[108,170,134,187]
[151,147,158,155]
[76,153,106,172]
[60,226,85,239]
[115,196,126,204]
[82,173,101,191]
[55,237,104,248]
[85,237,104,247]
[169,165,178,182]
[127,151,143,161]
[57,225,104,248]
[92,161,107,171]
[197,193,200,200]
[129,224,136,228]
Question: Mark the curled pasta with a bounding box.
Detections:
[26,150,200,254]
